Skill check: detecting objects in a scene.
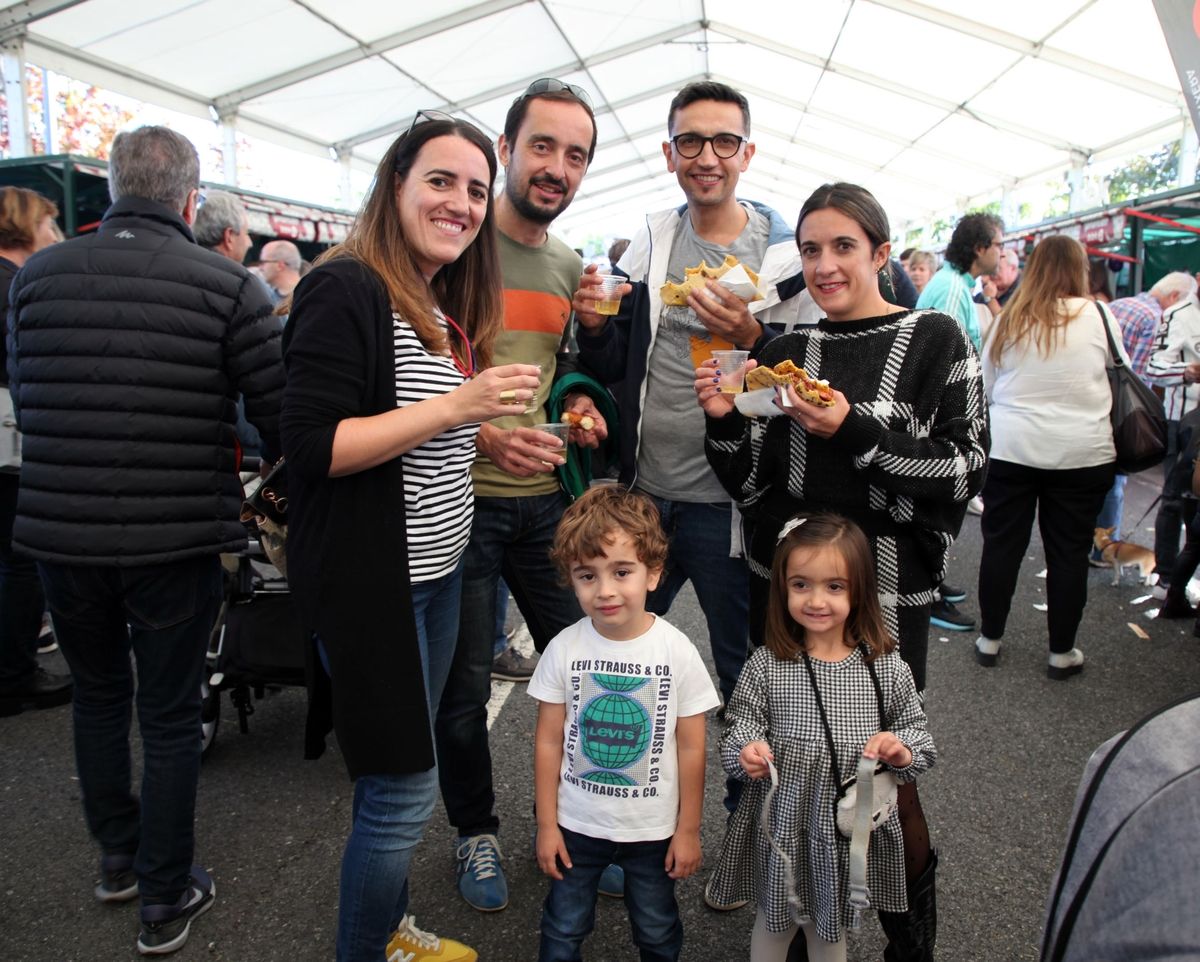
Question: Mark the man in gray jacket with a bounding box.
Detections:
[7,126,283,957]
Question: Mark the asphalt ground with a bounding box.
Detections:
[3,469,1199,962]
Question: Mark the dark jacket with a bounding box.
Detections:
[281,257,428,779]
[6,197,283,565]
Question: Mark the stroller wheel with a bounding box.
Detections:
[200,678,221,759]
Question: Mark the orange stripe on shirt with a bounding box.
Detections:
[504,288,571,335]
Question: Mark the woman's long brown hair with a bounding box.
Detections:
[988,234,1089,367]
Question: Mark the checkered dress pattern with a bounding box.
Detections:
[705,310,989,676]
[708,646,935,941]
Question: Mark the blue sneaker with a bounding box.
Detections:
[598,862,624,898]
[930,597,974,631]
[136,865,215,955]
[455,834,508,912]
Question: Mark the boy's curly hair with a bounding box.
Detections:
[550,485,669,583]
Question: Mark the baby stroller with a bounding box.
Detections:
[200,459,308,758]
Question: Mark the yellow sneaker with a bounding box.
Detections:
[386,915,477,962]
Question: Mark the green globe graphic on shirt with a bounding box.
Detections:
[580,692,651,771]
[592,673,649,693]
[581,770,636,786]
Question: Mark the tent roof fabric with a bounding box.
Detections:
[3,0,1187,236]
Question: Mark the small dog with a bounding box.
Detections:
[1093,527,1157,586]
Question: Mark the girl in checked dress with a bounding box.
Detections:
[708,513,935,961]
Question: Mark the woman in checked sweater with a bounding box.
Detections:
[695,183,988,961]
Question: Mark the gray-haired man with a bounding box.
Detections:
[7,126,284,957]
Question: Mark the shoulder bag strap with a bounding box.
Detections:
[1095,301,1123,370]
[863,649,887,732]
[800,651,843,817]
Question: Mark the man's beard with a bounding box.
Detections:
[506,174,570,225]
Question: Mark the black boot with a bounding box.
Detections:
[878,848,937,962]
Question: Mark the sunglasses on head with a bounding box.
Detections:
[518,77,593,110]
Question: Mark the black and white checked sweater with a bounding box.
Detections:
[705,310,989,645]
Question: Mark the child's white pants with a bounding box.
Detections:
[750,911,847,962]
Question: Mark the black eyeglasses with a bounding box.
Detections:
[670,133,747,159]
[519,77,593,110]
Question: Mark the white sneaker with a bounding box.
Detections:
[1047,648,1085,680]
[386,915,477,962]
[1151,584,1169,601]
[966,495,984,516]
[974,635,1000,667]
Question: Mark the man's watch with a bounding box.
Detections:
[982,295,995,305]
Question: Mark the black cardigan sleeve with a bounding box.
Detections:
[281,265,372,481]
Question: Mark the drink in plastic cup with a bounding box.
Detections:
[594,274,624,315]
[712,349,750,394]
[532,422,569,464]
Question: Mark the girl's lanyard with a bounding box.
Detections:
[442,312,475,380]
[800,645,888,826]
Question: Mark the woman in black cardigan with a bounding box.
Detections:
[282,116,540,962]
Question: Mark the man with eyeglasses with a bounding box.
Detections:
[914,211,1004,633]
[193,190,253,265]
[917,211,1005,352]
[572,81,807,811]
[259,239,302,305]
[434,77,612,914]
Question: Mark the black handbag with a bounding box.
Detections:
[1098,303,1167,474]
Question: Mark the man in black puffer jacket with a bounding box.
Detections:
[6,126,283,957]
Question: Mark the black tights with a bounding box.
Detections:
[898,775,930,880]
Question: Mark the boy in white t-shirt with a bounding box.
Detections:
[529,485,720,962]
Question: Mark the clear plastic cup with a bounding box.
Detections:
[594,274,624,315]
[532,422,569,464]
[712,349,750,394]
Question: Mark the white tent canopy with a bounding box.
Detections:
[0,0,1188,240]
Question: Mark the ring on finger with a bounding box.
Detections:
[499,389,517,402]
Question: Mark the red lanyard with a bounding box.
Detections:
[443,313,476,379]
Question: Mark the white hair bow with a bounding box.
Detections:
[777,517,807,541]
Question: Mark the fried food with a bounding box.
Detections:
[660,254,762,306]
[744,360,836,407]
[560,411,596,431]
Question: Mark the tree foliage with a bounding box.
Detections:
[1107,141,1182,204]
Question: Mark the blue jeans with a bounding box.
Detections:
[0,472,45,691]
[436,493,581,837]
[1095,473,1127,532]
[37,554,222,905]
[642,497,749,708]
[494,578,509,657]
[336,561,462,962]
[539,827,682,962]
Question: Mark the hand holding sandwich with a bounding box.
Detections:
[688,280,762,350]
[777,382,850,438]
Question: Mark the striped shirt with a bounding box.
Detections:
[1108,292,1162,383]
[393,311,479,582]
